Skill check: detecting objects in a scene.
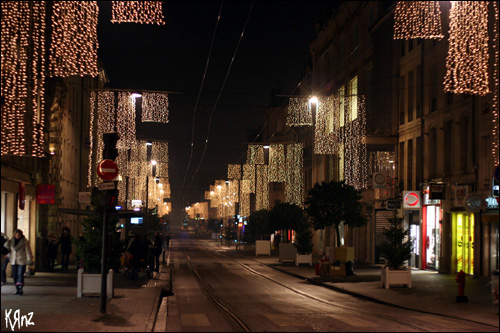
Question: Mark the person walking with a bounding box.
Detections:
[46,232,58,272]
[1,232,10,286]
[153,232,162,272]
[5,229,33,295]
[59,226,72,270]
[164,233,171,250]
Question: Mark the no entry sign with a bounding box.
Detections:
[97,159,119,181]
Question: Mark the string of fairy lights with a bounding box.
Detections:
[111,1,165,25]
[444,1,490,95]
[142,92,169,123]
[393,1,444,39]
[492,1,499,166]
[49,1,99,78]
[268,144,286,182]
[246,145,265,165]
[256,164,269,210]
[286,97,313,126]
[228,164,242,180]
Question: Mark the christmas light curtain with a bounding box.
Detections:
[268,144,286,182]
[111,1,165,25]
[444,1,490,95]
[256,165,269,210]
[1,1,46,157]
[246,145,265,165]
[287,97,313,126]
[393,1,444,39]
[314,96,339,154]
[228,164,242,180]
[142,92,169,123]
[242,164,256,193]
[50,1,99,77]
[285,143,304,207]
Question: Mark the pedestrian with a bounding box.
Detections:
[142,235,153,270]
[1,232,10,286]
[46,232,58,272]
[5,229,33,295]
[127,235,142,280]
[164,233,171,250]
[59,226,73,270]
[274,232,281,250]
[153,231,162,272]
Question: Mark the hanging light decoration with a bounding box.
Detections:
[256,165,269,211]
[228,180,240,203]
[152,142,169,177]
[314,96,339,154]
[286,97,313,126]
[1,1,46,157]
[247,145,265,164]
[491,1,499,165]
[142,92,169,123]
[242,164,255,193]
[285,143,303,207]
[111,1,165,25]
[444,1,490,95]
[268,144,286,182]
[117,92,136,149]
[228,164,242,179]
[393,1,444,39]
[239,192,250,217]
[49,1,99,77]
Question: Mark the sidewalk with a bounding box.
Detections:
[231,247,499,328]
[1,264,171,332]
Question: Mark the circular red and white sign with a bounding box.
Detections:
[404,192,420,207]
[97,159,119,181]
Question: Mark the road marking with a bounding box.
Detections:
[180,314,210,326]
[328,314,378,327]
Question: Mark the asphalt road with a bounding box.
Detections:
[165,233,497,332]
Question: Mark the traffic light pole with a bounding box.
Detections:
[100,191,110,314]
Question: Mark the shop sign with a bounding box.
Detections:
[454,185,468,207]
[492,177,499,197]
[403,191,421,209]
[429,183,445,200]
[37,184,55,204]
[386,200,401,210]
[423,185,440,205]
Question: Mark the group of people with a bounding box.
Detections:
[1,229,33,296]
[125,231,171,280]
[45,226,73,272]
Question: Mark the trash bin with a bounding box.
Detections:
[492,270,499,307]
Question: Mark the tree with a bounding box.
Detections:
[294,220,314,254]
[246,209,272,243]
[305,180,367,247]
[379,212,413,269]
[268,203,306,243]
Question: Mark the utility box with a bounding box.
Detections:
[335,247,354,263]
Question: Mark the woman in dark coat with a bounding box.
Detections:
[59,227,73,271]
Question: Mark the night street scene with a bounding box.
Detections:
[1,1,499,332]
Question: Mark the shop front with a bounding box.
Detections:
[452,211,475,275]
[421,184,443,270]
[403,191,422,268]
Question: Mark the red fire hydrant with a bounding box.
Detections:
[455,270,468,302]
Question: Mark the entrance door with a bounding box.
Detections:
[425,205,441,270]
[453,212,474,275]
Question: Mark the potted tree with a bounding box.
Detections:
[268,203,305,262]
[76,188,124,298]
[305,181,367,263]
[294,220,314,266]
[246,209,272,253]
[379,211,413,289]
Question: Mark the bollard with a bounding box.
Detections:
[455,270,468,302]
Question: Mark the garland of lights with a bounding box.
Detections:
[285,143,303,207]
[492,2,499,165]
[142,92,169,123]
[50,1,99,77]
[393,1,444,39]
[268,144,286,182]
[239,192,250,217]
[1,1,46,157]
[152,142,169,177]
[444,1,490,95]
[228,164,242,179]
[256,165,269,210]
[229,180,239,203]
[242,164,255,193]
[117,92,136,149]
[314,96,339,154]
[111,1,165,25]
[247,145,265,164]
[287,97,312,126]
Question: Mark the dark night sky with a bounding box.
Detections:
[96,1,338,209]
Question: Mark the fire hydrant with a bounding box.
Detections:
[455,270,468,302]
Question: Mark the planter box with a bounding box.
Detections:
[255,240,271,256]
[334,247,354,263]
[279,243,297,262]
[381,266,412,289]
[295,253,312,266]
[77,268,114,298]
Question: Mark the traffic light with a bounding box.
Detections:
[102,132,120,161]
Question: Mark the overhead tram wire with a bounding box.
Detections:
[178,1,254,206]
[175,1,224,209]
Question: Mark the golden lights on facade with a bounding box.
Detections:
[268,144,286,182]
[1,1,46,157]
[285,143,304,207]
[49,1,99,77]
[228,164,242,180]
[492,1,499,165]
[111,1,165,25]
[394,1,444,39]
[256,165,269,210]
[246,145,265,165]
[287,97,313,126]
[444,1,490,95]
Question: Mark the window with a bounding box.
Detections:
[408,70,414,122]
[447,92,454,105]
[407,139,413,190]
[338,85,345,127]
[416,65,422,118]
[416,136,422,188]
[429,127,438,179]
[443,120,453,175]
[349,76,358,121]
[399,141,405,190]
[460,116,472,172]
[399,75,405,124]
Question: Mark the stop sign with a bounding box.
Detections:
[97,159,119,181]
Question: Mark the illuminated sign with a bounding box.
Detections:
[403,191,421,208]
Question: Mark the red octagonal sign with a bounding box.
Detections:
[97,159,119,181]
